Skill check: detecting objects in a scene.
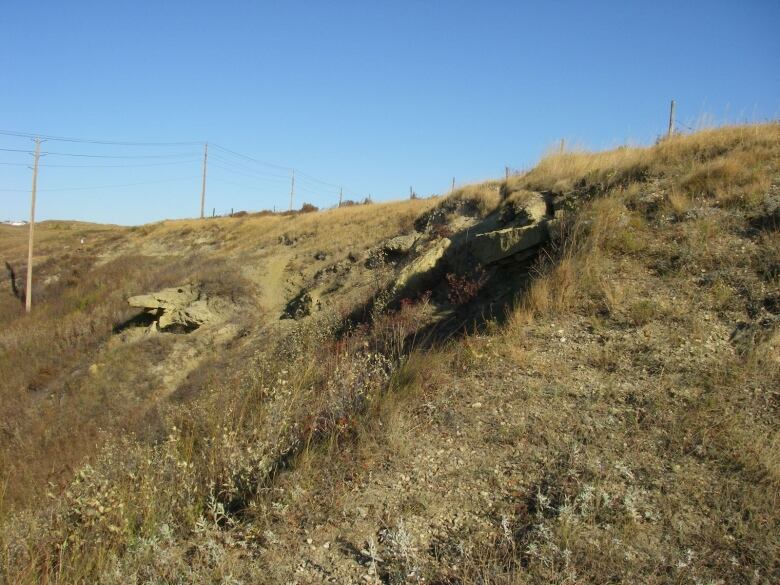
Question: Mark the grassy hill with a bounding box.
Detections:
[1,124,778,584]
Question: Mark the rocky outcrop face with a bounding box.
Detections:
[468,221,549,265]
[386,190,555,302]
[383,234,419,256]
[392,237,451,295]
[499,191,548,225]
[128,285,217,332]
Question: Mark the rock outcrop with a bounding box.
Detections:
[383,234,419,256]
[387,190,555,300]
[499,191,548,225]
[128,285,217,332]
[392,237,451,294]
[468,221,549,265]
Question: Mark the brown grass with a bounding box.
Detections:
[679,152,770,206]
[1,123,778,584]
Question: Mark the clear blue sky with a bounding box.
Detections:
[1,1,778,225]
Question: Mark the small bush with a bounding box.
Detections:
[446,271,487,305]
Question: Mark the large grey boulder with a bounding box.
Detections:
[128,285,217,332]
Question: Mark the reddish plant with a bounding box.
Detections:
[446,271,487,305]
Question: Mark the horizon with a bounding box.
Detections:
[2,1,779,225]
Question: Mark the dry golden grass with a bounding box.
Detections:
[680,152,770,206]
[515,144,648,194]
[156,197,437,257]
[514,122,779,196]
[424,181,502,221]
[667,188,695,214]
[1,123,778,584]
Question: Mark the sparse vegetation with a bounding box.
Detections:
[1,123,778,584]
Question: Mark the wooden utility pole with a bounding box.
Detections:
[338,188,343,207]
[289,170,295,211]
[200,142,208,219]
[668,100,676,138]
[25,138,41,313]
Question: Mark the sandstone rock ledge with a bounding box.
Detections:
[127,284,218,332]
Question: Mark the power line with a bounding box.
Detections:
[3,130,366,205]
[0,177,192,193]
[209,164,339,197]
[40,150,198,159]
[0,146,37,154]
[209,154,291,179]
[0,158,201,168]
[211,142,360,196]
[0,146,197,159]
[0,129,202,146]
[209,156,342,195]
[208,177,274,190]
[210,143,292,172]
[295,169,342,191]
[209,162,290,184]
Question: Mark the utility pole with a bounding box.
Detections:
[200,142,208,219]
[338,187,343,207]
[668,100,676,138]
[26,138,41,313]
[409,186,413,199]
[289,170,295,211]
[559,138,565,153]
[505,166,509,181]
[451,177,455,192]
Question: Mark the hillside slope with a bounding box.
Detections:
[1,124,778,584]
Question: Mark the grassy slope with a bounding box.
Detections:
[0,200,433,512]
[0,124,778,584]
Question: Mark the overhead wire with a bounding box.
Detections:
[210,142,361,196]
[210,143,291,172]
[0,146,198,159]
[2,129,366,205]
[40,150,198,159]
[209,162,290,184]
[1,159,201,168]
[0,177,192,193]
[0,129,202,146]
[209,153,291,179]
